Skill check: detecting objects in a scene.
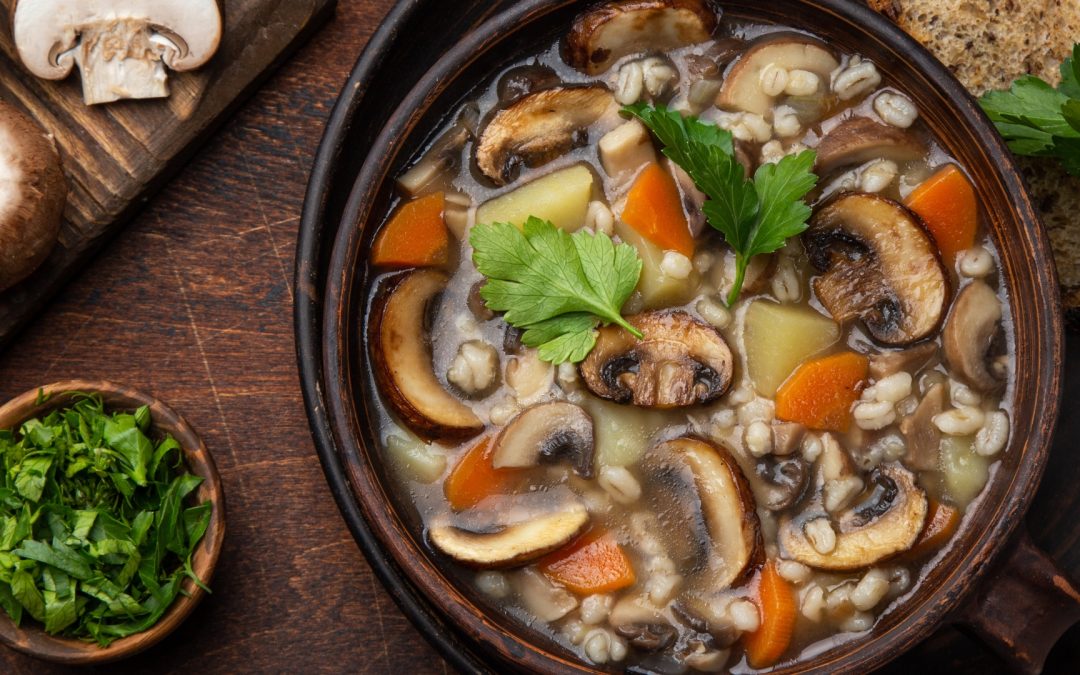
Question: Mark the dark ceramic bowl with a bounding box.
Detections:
[298,1,1074,672]
[0,381,225,665]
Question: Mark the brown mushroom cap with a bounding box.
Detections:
[899,382,946,471]
[645,437,763,589]
[580,311,734,409]
[428,501,589,569]
[815,117,927,174]
[943,280,1005,393]
[370,270,485,442]
[0,99,66,293]
[804,192,950,346]
[565,0,717,76]
[716,33,839,115]
[491,402,596,478]
[779,464,928,570]
[475,85,616,186]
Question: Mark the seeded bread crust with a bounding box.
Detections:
[866,0,1080,323]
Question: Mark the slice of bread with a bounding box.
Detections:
[867,0,1080,322]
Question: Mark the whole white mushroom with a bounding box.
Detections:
[12,0,224,105]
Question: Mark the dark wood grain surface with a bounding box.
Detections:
[0,1,1078,673]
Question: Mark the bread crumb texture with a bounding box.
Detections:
[868,0,1080,319]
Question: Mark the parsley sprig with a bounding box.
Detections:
[624,104,819,305]
[0,395,210,645]
[471,216,643,364]
[980,44,1080,177]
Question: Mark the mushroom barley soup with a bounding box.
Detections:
[364,1,1013,671]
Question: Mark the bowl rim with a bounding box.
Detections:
[307,0,1065,672]
[0,380,226,665]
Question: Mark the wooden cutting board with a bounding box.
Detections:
[0,0,336,350]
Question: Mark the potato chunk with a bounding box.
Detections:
[745,300,840,396]
[475,164,595,231]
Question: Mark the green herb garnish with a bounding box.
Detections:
[624,104,819,305]
[0,395,211,645]
[470,216,643,365]
[980,44,1080,177]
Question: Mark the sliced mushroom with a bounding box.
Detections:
[804,192,950,346]
[772,422,807,456]
[580,311,734,409]
[868,342,937,381]
[496,64,561,104]
[899,382,945,471]
[757,455,810,511]
[0,99,66,293]
[717,34,840,115]
[645,438,763,590]
[779,464,928,570]
[943,281,1005,393]
[371,271,484,441]
[428,501,589,569]
[475,86,616,186]
[491,402,595,478]
[615,623,678,652]
[13,0,222,105]
[565,0,717,76]
[815,117,927,175]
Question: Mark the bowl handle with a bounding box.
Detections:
[953,528,1080,673]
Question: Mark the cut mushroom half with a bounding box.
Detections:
[943,280,1005,393]
[779,464,928,570]
[804,192,949,346]
[815,117,927,175]
[13,0,223,105]
[717,34,840,115]
[580,311,734,409]
[475,86,617,186]
[491,402,596,478]
[645,437,763,591]
[371,270,484,442]
[0,99,66,293]
[566,0,718,76]
[428,501,589,569]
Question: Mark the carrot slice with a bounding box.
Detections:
[775,352,869,432]
[372,192,449,267]
[905,165,977,264]
[443,437,516,511]
[745,561,797,669]
[540,529,636,595]
[621,162,695,258]
[907,500,960,558]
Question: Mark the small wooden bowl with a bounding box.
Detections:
[0,381,225,665]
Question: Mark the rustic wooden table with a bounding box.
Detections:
[2,1,1079,673]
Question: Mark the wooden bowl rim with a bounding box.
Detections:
[307,0,1065,672]
[0,380,226,665]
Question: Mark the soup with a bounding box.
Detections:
[363,1,1012,671]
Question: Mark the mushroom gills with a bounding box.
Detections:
[428,501,589,569]
[491,402,596,478]
[566,0,718,76]
[370,271,484,442]
[779,464,928,570]
[475,86,616,185]
[580,311,734,409]
[804,192,949,346]
[943,280,1005,393]
[13,1,223,105]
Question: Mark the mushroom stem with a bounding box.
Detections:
[74,20,170,105]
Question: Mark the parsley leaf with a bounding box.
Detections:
[979,44,1080,177]
[625,104,819,304]
[470,217,643,365]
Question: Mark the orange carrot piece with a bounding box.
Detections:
[621,162,695,258]
[443,437,515,511]
[540,529,636,595]
[905,165,978,264]
[907,500,960,558]
[745,562,797,669]
[775,352,869,432]
[372,192,449,267]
